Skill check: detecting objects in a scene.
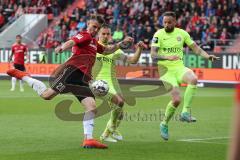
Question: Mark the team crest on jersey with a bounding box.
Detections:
[177,36,182,41]
[152,37,158,43]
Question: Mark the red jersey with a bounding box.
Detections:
[66,31,105,78]
[11,43,27,65]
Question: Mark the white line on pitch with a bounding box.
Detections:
[178,137,230,141]
[177,137,230,145]
[178,140,227,145]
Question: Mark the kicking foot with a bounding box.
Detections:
[7,69,30,80]
[82,139,108,149]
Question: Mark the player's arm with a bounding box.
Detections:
[9,52,14,62]
[103,37,134,54]
[9,47,14,62]
[55,32,92,54]
[150,46,179,61]
[24,46,30,63]
[188,43,220,61]
[126,41,146,64]
[55,40,76,54]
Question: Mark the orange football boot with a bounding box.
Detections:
[7,69,30,80]
[82,139,108,149]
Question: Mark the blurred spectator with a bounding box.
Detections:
[53,21,61,42]
[1,0,239,51]
[219,28,231,45]
[200,37,214,51]
[61,24,68,42]
[143,26,154,49]
[112,25,124,42]
[0,12,5,28]
[77,17,86,31]
[69,26,78,38]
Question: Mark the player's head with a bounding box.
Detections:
[98,24,111,44]
[87,14,105,37]
[16,35,22,43]
[163,11,176,33]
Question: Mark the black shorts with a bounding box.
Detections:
[14,64,25,71]
[50,65,94,102]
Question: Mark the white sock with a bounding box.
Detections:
[19,80,24,90]
[83,111,95,139]
[11,77,16,89]
[22,76,47,95]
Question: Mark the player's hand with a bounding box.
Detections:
[166,55,180,61]
[136,41,147,49]
[8,57,12,62]
[123,37,134,44]
[208,55,220,61]
[55,46,63,54]
[119,37,134,49]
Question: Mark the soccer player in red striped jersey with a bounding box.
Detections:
[7,15,133,149]
[9,35,28,92]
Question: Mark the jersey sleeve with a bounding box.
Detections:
[113,49,127,61]
[71,32,92,46]
[151,31,160,47]
[184,31,194,46]
[96,41,105,54]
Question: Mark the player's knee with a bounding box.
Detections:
[117,99,124,107]
[82,99,97,114]
[190,78,198,85]
[40,93,52,100]
[42,95,52,100]
[172,98,181,107]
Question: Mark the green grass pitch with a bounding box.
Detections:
[0,80,234,160]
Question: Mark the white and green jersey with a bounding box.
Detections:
[151,27,194,67]
[92,49,127,81]
[92,45,127,98]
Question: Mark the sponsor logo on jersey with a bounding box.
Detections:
[97,57,114,64]
[177,36,182,41]
[163,48,182,53]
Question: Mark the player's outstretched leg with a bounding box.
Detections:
[180,70,198,122]
[81,97,108,149]
[7,69,50,98]
[160,87,180,140]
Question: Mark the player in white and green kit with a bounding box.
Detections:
[151,12,219,140]
[92,25,145,142]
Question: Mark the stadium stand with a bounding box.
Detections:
[0,0,239,52]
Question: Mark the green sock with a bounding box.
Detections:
[162,101,176,125]
[182,84,197,113]
[105,104,122,132]
[116,110,123,128]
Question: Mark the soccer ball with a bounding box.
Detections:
[90,80,109,97]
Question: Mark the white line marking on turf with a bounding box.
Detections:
[177,137,230,145]
[178,140,227,145]
[178,137,230,141]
